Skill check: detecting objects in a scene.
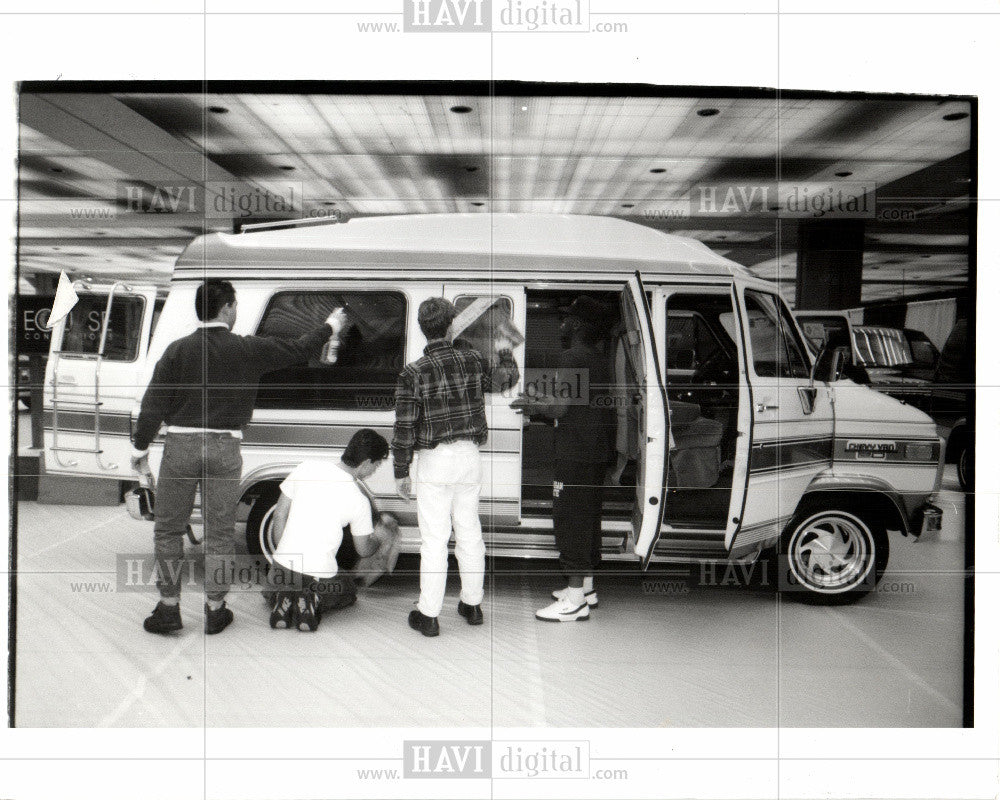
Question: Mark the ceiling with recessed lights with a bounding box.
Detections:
[17,85,972,305]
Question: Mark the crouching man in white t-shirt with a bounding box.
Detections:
[268,429,389,632]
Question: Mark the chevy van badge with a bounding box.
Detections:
[846,440,898,453]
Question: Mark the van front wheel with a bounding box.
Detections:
[244,485,281,561]
[780,508,888,605]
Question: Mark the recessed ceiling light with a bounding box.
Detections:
[208,106,229,114]
[649,168,666,174]
[835,171,853,177]
[697,108,720,117]
[942,112,969,121]
[621,203,634,209]
[450,105,473,114]
[279,165,296,171]
[520,106,528,112]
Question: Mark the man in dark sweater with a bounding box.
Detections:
[132,279,342,635]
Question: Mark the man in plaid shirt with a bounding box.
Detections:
[393,297,518,637]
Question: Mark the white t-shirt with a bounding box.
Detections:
[272,460,374,578]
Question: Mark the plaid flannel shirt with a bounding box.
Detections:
[392,339,517,479]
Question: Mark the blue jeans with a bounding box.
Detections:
[153,431,242,601]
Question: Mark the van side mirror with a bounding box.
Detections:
[812,343,849,384]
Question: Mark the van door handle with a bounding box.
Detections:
[755,402,779,412]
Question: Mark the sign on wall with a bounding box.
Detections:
[16,295,56,355]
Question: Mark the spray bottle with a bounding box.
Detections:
[320,306,348,364]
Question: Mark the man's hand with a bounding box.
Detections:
[395,476,412,501]
[325,307,348,334]
[509,394,537,414]
[131,453,153,485]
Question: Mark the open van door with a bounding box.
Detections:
[43,280,159,478]
[621,274,669,568]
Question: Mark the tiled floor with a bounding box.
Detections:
[13,469,967,728]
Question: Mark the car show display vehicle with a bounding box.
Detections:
[44,214,946,603]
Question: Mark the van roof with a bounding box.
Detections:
[174,213,749,278]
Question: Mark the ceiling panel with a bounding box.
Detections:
[17,89,972,294]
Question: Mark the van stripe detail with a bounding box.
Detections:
[747,435,940,475]
[749,436,833,474]
[42,415,521,455]
[42,410,132,435]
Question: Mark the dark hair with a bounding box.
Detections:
[342,428,389,467]
[195,280,236,321]
[417,297,457,340]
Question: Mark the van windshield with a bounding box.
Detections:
[853,327,913,368]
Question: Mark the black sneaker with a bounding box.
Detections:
[457,601,484,625]
[408,608,440,637]
[143,601,182,634]
[205,601,234,635]
[296,591,320,632]
[269,593,297,629]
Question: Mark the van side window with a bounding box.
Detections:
[452,295,522,393]
[744,290,810,379]
[254,291,406,411]
[59,293,145,362]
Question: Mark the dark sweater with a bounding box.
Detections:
[133,323,331,451]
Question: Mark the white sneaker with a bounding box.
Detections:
[535,597,590,622]
[551,587,599,608]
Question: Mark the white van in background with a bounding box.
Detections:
[50,214,945,603]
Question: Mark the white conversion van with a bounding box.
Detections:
[45,213,944,603]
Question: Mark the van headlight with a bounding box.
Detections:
[905,443,934,461]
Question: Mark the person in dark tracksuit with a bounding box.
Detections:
[131,280,344,635]
[513,296,615,622]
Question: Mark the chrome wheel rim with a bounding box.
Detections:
[788,512,874,593]
[258,505,278,564]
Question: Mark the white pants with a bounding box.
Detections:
[415,440,485,617]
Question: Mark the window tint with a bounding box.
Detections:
[255,291,406,410]
[59,293,145,362]
[666,312,724,373]
[744,291,810,379]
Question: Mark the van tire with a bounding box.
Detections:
[779,506,888,605]
[956,441,972,492]
[245,484,282,560]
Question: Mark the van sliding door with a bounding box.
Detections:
[443,283,526,526]
[620,274,669,567]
